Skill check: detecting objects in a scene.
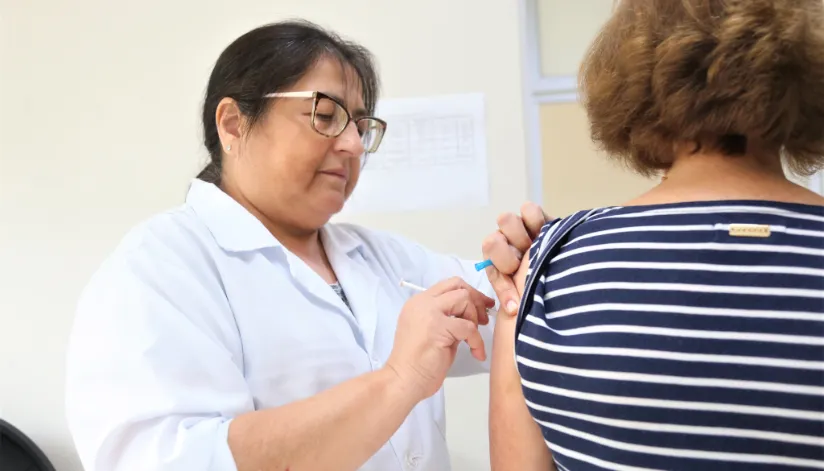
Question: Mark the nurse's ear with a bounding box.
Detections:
[215,97,244,155]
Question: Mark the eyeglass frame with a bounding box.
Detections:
[263,91,387,148]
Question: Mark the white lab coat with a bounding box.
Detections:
[65,179,496,471]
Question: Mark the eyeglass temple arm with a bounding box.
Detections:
[263,91,316,98]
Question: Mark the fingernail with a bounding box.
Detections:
[506,301,518,314]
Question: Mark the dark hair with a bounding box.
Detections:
[198,20,380,185]
[579,0,824,176]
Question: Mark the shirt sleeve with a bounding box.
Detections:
[65,233,253,471]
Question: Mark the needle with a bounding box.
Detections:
[399,279,426,292]
[399,279,497,315]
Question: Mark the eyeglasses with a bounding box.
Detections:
[264,91,387,154]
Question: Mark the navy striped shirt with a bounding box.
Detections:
[515,200,824,470]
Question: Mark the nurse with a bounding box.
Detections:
[65,20,545,471]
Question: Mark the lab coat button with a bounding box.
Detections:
[405,453,421,469]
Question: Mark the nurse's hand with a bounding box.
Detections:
[482,202,549,316]
[386,277,495,400]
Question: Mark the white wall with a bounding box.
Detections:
[0,1,528,470]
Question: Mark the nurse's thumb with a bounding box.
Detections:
[487,268,520,316]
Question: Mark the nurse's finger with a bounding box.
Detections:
[428,277,495,307]
[484,265,520,316]
[468,289,492,325]
[497,212,532,254]
[520,201,549,240]
[459,282,495,325]
[446,317,486,361]
[436,288,480,326]
[482,231,522,276]
[458,284,493,325]
[477,301,490,326]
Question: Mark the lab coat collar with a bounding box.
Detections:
[186,179,365,256]
[186,179,283,253]
[321,223,379,351]
[320,223,364,256]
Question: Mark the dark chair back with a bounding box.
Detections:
[0,419,57,471]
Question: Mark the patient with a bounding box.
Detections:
[489,1,824,470]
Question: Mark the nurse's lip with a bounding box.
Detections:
[319,168,348,180]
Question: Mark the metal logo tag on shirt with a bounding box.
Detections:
[728,224,771,238]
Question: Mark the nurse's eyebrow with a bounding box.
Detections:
[323,92,367,118]
[323,92,345,103]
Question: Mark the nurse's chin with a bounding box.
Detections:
[313,194,348,219]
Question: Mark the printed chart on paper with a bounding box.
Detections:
[340,93,490,214]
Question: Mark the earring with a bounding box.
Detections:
[225,144,231,151]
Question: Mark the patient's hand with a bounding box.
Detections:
[482,202,549,316]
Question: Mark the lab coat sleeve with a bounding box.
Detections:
[65,236,252,471]
[380,231,497,377]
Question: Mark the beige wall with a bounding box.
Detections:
[537,101,824,216]
[539,101,656,216]
[537,0,613,76]
[534,0,653,215]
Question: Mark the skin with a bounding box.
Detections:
[485,143,824,471]
[482,202,548,315]
[217,57,366,282]
[489,253,552,471]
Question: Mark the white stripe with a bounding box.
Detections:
[552,241,824,264]
[524,399,824,447]
[538,208,601,257]
[518,330,824,371]
[546,281,824,300]
[563,223,824,244]
[544,302,824,323]
[591,205,824,224]
[548,261,824,282]
[531,322,824,346]
[554,460,571,471]
[528,221,553,259]
[520,378,824,421]
[538,420,824,469]
[538,217,563,255]
[529,226,548,261]
[597,206,622,216]
[788,227,824,238]
[546,440,661,471]
[517,355,824,396]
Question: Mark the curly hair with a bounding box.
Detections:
[579,0,824,176]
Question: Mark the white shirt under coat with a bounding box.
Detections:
[65,179,496,471]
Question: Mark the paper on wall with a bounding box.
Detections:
[339,93,490,214]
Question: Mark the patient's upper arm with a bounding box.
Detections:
[489,253,553,471]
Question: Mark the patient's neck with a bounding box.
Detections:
[631,149,824,206]
[666,148,786,183]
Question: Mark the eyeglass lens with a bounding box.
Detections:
[313,96,384,153]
